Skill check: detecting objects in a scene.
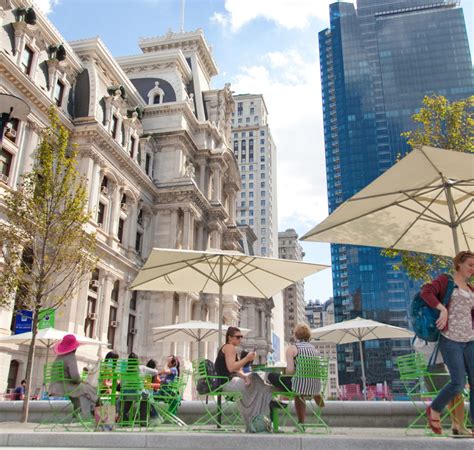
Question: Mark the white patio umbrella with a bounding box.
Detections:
[301,146,473,257]
[311,317,414,399]
[0,328,108,394]
[152,320,250,358]
[0,327,108,348]
[131,248,328,347]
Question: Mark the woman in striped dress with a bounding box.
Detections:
[268,323,324,426]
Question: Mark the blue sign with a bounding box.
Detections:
[14,310,33,334]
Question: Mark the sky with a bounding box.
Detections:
[34,0,474,303]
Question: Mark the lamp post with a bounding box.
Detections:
[0,93,30,145]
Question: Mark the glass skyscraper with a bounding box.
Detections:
[319,0,473,390]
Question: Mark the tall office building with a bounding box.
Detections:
[231,94,278,258]
[278,229,306,343]
[319,0,473,389]
[231,94,285,358]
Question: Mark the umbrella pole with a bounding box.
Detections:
[358,340,367,400]
[445,184,460,254]
[218,256,224,350]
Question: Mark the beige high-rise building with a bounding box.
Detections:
[231,94,284,360]
[0,0,245,394]
[278,229,306,343]
[231,94,277,258]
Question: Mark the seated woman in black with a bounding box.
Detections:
[215,326,273,432]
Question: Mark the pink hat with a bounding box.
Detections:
[53,334,81,355]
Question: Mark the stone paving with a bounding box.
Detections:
[0,422,472,450]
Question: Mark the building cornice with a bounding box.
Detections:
[116,49,192,83]
[0,52,74,129]
[11,0,83,74]
[71,119,157,195]
[138,29,218,81]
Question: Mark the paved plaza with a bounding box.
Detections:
[0,422,472,450]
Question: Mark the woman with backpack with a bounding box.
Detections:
[423,251,474,436]
[215,326,273,432]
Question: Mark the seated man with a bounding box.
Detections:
[13,379,26,400]
[267,323,324,427]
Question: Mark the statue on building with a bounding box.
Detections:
[185,161,195,179]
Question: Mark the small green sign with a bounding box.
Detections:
[38,308,55,329]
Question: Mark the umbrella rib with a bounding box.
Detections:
[303,183,448,238]
[133,255,214,289]
[391,189,448,248]
[180,256,230,292]
[227,257,301,285]
[223,256,269,297]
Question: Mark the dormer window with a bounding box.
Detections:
[147,81,164,106]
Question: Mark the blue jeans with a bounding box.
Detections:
[431,335,474,422]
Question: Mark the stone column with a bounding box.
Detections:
[97,273,114,344]
[127,201,138,258]
[89,162,102,214]
[108,183,122,240]
[196,224,204,251]
[152,150,160,184]
[199,160,206,194]
[210,164,221,202]
[227,189,236,224]
[169,209,179,248]
[182,208,194,250]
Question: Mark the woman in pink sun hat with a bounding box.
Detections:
[48,334,97,417]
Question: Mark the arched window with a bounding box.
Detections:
[7,360,19,390]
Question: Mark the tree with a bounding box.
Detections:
[382,94,473,282]
[0,108,97,422]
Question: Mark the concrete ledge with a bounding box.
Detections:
[0,427,472,450]
[0,400,465,428]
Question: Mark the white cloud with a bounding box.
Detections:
[32,0,60,14]
[212,0,355,32]
[230,48,329,233]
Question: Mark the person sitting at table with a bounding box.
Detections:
[13,379,26,400]
[121,353,159,424]
[158,355,180,385]
[48,334,97,418]
[268,323,324,428]
[215,326,273,432]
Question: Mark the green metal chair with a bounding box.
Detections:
[271,355,330,434]
[116,358,147,430]
[395,352,467,436]
[36,361,93,431]
[147,369,190,429]
[95,358,122,430]
[191,359,243,432]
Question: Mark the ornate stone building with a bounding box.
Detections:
[278,229,307,343]
[0,0,247,393]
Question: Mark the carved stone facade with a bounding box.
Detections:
[278,229,307,343]
[0,1,245,394]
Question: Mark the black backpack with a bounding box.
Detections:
[196,359,221,395]
[410,274,454,342]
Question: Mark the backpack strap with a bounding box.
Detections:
[441,274,455,307]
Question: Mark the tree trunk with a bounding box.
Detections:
[20,309,39,423]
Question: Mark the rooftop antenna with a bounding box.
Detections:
[180,0,185,32]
